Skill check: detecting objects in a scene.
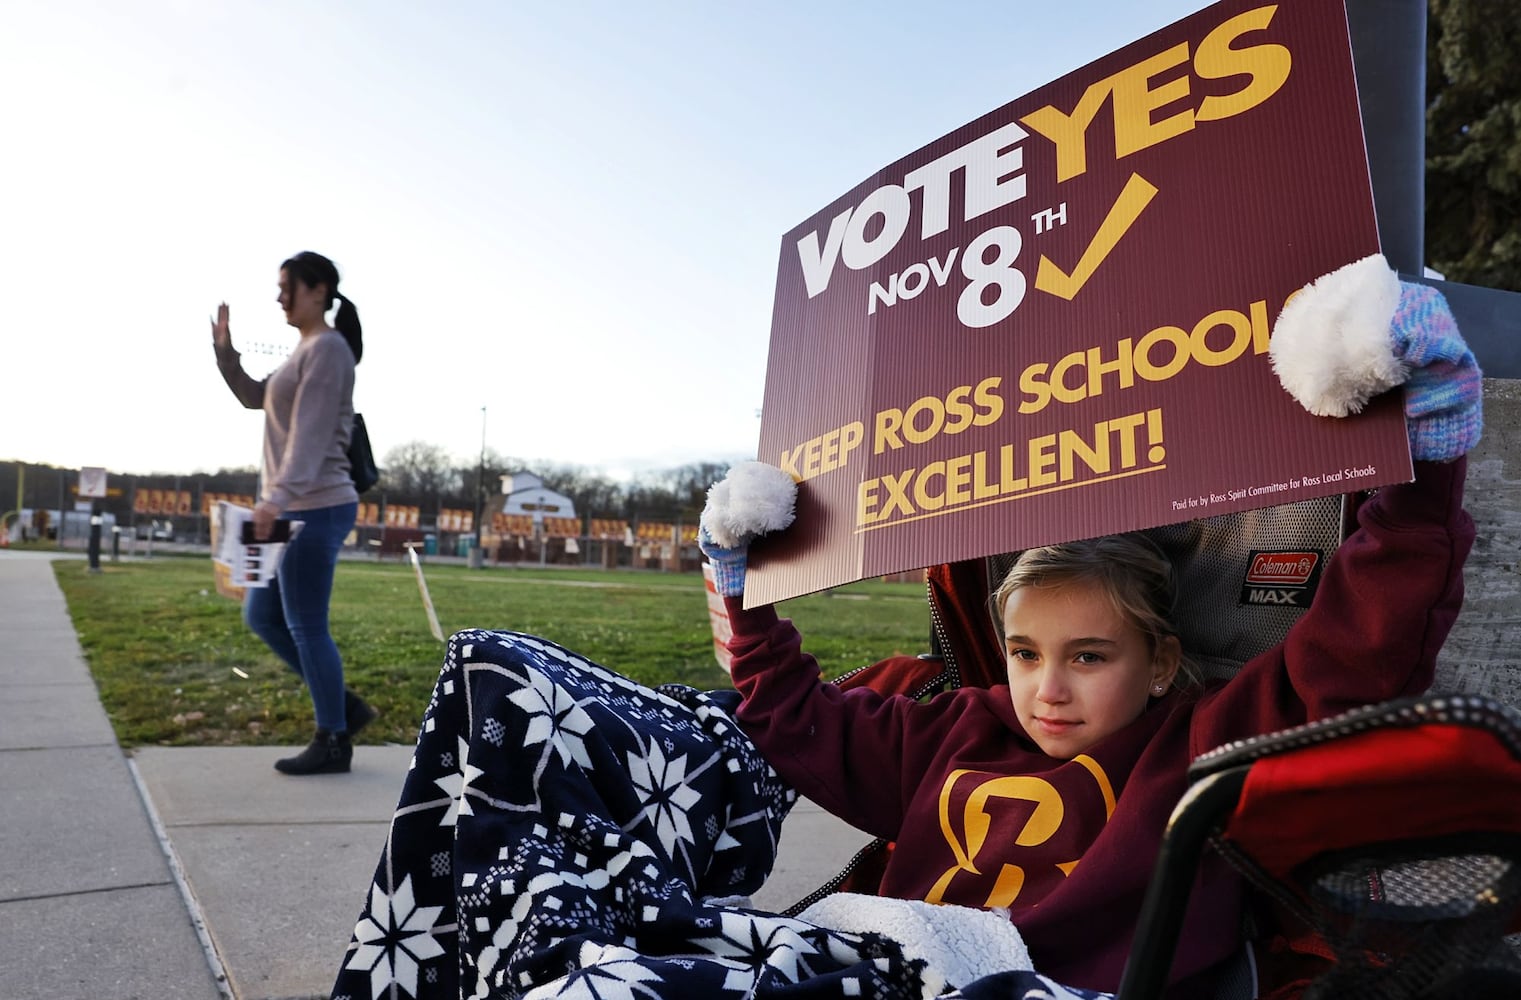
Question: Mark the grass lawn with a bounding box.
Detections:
[52,553,932,748]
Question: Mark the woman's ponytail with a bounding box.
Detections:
[334,292,363,364]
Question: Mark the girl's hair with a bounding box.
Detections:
[991,534,1202,691]
[281,251,363,364]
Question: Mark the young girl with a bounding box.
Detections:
[701,254,1482,997]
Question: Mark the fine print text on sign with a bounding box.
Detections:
[745,0,1410,607]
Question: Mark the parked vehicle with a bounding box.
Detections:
[135,519,173,541]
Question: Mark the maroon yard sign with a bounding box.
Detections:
[745,0,1410,607]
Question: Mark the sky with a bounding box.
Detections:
[1,0,1214,482]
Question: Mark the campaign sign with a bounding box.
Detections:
[745,0,1410,607]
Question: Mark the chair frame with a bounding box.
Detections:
[1116,694,1521,1000]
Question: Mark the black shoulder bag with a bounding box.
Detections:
[348,413,380,494]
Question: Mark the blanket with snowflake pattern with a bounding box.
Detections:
[330,629,1110,1000]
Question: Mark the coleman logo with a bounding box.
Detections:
[1245,552,1319,586]
[1240,549,1325,608]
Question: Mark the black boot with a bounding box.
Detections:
[344,688,380,738]
[274,729,352,775]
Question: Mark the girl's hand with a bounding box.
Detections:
[697,461,798,598]
[1269,253,1481,461]
[211,303,232,351]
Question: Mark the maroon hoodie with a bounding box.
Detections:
[727,458,1472,996]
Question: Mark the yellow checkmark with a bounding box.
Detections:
[1035,172,1159,301]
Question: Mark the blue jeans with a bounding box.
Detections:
[243,502,357,733]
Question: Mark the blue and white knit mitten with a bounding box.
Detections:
[1270,253,1482,462]
[1391,282,1483,461]
[698,528,751,599]
[698,462,798,598]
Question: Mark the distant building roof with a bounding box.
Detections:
[499,471,544,494]
[500,476,576,522]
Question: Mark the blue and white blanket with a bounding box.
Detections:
[330,629,1111,1000]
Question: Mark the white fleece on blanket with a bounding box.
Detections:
[800,892,1032,995]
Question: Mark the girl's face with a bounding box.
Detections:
[1002,579,1179,759]
[276,268,328,330]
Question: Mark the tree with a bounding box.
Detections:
[536,464,625,519]
[381,441,459,496]
[1426,0,1521,291]
[456,448,514,513]
[622,461,734,523]
[663,461,734,505]
[623,474,684,523]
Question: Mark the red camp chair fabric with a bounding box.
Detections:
[827,559,1006,699]
[1224,716,1521,881]
[1142,695,1521,1000]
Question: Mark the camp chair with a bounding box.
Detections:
[1117,693,1521,1000]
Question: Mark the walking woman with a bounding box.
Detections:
[211,250,377,775]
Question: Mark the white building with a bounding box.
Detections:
[498,472,577,528]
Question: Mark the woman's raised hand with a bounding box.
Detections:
[211,302,232,351]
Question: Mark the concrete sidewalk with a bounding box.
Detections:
[0,552,223,998]
[0,552,873,999]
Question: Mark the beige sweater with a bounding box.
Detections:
[216,330,359,512]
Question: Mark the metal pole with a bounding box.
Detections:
[470,406,486,569]
[1344,0,1427,276]
[1343,0,1521,379]
[87,508,102,573]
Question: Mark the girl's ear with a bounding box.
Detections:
[1152,634,1182,691]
